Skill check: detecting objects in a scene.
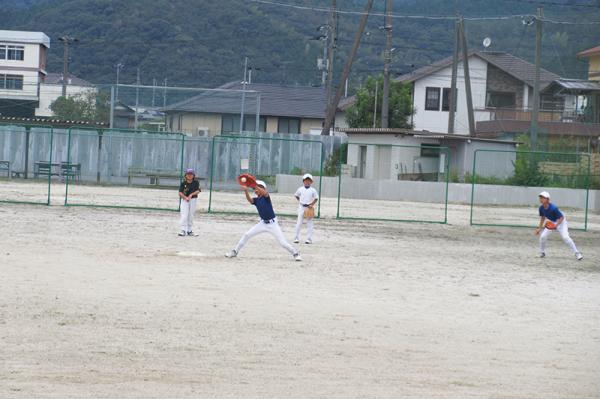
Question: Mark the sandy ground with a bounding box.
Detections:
[1,185,600,398]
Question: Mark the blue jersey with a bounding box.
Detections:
[252,195,276,221]
[539,203,563,222]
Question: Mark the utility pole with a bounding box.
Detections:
[531,7,543,150]
[240,56,249,134]
[322,0,374,135]
[152,78,157,107]
[134,67,140,130]
[58,36,78,97]
[381,0,393,128]
[163,78,168,131]
[459,17,475,136]
[325,0,337,108]
[448,18,460,134]
[115,63,124,102]
[373,80,379,128]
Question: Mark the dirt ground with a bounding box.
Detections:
[1,186,600,398]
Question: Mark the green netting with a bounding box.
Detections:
[470,149,591,230]
[0,124,54,205]
[208,134,325,217]
[64,127,186,211]
[336,143,450,223]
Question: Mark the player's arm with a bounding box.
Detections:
[535,216,545,235]
[255,186,269,198]
[555,215,564,227]
[308,190,319,208]
[243,187,254,204]
[178,184,189,201]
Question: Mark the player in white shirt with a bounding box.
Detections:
[293,173,319,244]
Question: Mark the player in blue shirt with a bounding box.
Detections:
[225,180,301,261]
[535,191,583,260]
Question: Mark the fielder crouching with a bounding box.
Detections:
[225,180,302,262]
[535,191,583,261]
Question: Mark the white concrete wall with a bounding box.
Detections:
[412,56,488,134]
[0,41,44,100]
[35,84,96,117]
[275,174,600,212]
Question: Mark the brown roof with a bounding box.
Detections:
[476,120,600,138]
[577,45,600,58]
[395,51,559,90]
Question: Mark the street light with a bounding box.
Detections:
[115,63,125,102]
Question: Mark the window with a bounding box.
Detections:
[0,74,24,90]
[0,45,6,60]
[6,45,24,61]
[243,115,267,132]
[441,88,455,111]
[425,87,441,111]
[277,117,301,134]
[420,143,440,158]
[486,91,516,108]
[221,114,267,133]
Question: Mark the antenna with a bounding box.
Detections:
[482,37,492,51]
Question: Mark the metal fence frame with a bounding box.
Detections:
[0,124,54,206]
[336,143,451,224]
[207,134,325,218]
[469,149,591,231]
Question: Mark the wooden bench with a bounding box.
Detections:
[34,162,61,179]
[60,162,81,182]
[128,168,184,186]
[0,161,9,178]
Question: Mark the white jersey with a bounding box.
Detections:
[295,186,319,206]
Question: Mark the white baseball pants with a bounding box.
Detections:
[234,218,298,255]
[539,218,579,254]
[294,206,314,242]
[180,198,197,232]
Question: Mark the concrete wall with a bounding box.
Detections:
[275,174,600,212]
[35,84,96,117]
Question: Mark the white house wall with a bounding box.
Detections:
[0,40,45,101]
[36,84,96,117]
[412,56,488,135]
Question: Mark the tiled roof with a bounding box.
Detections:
[577,45,600,58]
[165,82,327,119]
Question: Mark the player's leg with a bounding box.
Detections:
[557,220,582,258]
[179,200,189,236]
[187,198,198,235]
[268,221,300,258]
[294,207,304,243]
[539,227,552,256]
[306,216,314,244]
[232,222,267,255]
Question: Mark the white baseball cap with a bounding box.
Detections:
[255,180,267,189]
[539,191,550,199]
[302,173,314,181]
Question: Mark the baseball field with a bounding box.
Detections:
[1,183,600,398]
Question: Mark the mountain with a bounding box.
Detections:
[1,0,599,91]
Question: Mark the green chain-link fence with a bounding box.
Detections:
[470,149,591,230]
[336,143,450,224]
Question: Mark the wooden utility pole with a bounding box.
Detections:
[459,18,475,136]
[59,36,77,97]
[321,0,375,135]
[530,7,543,150]
[448,18,460,134]
[381,0,393,128]
[325,0,338,108]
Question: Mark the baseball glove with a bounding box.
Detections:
[303,206,315,219]
[237,173,257,188]
[544,221,557,230]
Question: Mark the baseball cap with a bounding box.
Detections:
[302,173,313,181]
[255,180,267,189]
[185,168,195,175]
[539,191,550,199]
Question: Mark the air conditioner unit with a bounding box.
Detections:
[196,127,209,137]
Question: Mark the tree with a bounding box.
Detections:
[50,91,109,122]
[345,75,414,129]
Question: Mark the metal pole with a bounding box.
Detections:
[322,0,374,135]
[459,18,476,136]
[325,0,337,107]
[134,67,140,130]
[373,80,378,128]
[381,0,393,128]
[163,79,167,131]
[448,18,460,134]
[531,7,543,150]
[109,85,115,129]
[152,78,156,107]
[240,57,248,134]
[255,93,261,133]
[321,32,328,85]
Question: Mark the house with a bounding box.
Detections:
[339,127,518,180]
[0,30,50,117]
[578,45,600,81]
[163,82,327,136]
[35,72,95,117]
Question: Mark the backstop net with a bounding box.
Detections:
[336,143,450,223]
[64,128,186,211]
[470,149,591,230]
[208,134,325,217]
[0,124,54,205]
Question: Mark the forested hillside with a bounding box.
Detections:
[1,0,599,90]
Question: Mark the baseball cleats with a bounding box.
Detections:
[576,252,583,261]
[225,250,238,258]
[293,238,300,244]
[293,253,302,262]
[187,231,199,237]
[539,252,546,258]
[178,230,186,237]
[304,239,312,244]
